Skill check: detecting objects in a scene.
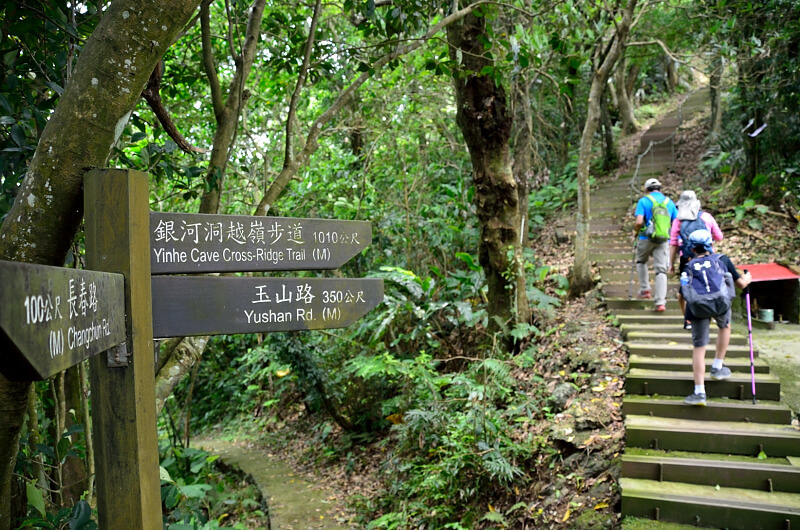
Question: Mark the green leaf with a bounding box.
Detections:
[11,124,26,148]
[456,252,481,271]
[180,483,212,499]
[748,218,762,230]
[26,481,46,517]
[69,500,96,529]
[159,466,173,483]
[757,450,767,460]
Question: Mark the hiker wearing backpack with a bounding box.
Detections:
[633,178,678,311]
[668,190,724,329]
[681,229,751,406]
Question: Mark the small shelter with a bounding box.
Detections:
[741,262,800,326]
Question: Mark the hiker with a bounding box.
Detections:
[633,178,678,312]
[669,190,724,329]
[681,229,752,406]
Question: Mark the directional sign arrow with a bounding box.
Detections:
[150,212,372,274]
[0,260,126,381]
[151,276,383,338]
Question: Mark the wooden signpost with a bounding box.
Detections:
[152,276,383,337]
[0,261,126,380]
[0,168,384,528]
[150,211,371,274]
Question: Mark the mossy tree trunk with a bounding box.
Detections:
[570,0,638,297]
[448,5,527,333]
[0,2,202,527]
[615,54,640,134]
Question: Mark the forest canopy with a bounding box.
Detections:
[1,0,799,528]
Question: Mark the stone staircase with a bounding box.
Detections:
[588,90,800,528]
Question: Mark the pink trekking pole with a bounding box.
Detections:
[743,270,756,404]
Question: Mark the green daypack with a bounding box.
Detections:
[645,194,671,243]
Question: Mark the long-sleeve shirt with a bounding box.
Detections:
[669,211,723,254]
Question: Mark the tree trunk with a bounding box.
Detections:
[198,0,267,215]
[448,5,523,333]
[154,0,267,411]
[709,54,723,141]
[665,54,678,93]
[62,366,88,506]
[615,55,639,134]
[570,0,638,297]
[512,80,534,323]
[0,2,203,527]
[626,63,640,99]
[601,89,618,170]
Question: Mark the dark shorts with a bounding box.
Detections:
[690,309,731,347]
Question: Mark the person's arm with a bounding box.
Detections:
[633,197,647,236]
[634,214,645,236]
[670,245,679,274]
[735,271,752,290]
[721,254,752,289]
[705,212,724,241]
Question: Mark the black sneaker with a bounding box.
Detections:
[710,366,732,380]
[684,392,707,406]
[683,320,692,330]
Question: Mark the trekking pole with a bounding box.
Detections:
[743,270,756,404]
[628,237,637,300]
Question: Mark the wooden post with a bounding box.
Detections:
[84,169,160,528]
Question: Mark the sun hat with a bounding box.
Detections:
[676,190,701,221]
[688,229,714,253]
[644,178,662,190]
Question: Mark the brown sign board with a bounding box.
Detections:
[0,260,126,380]
[150,212,371,275]
[151,276,383,337]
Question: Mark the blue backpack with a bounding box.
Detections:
[681,253,735,319]
[679,214,708,260]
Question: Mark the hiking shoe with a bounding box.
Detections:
[654,304,666,312]
[684,392,707,406]
[637,290,652,299]
[683,320,692,330]
[710,366,732,380]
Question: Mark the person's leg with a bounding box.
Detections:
[635,239,652,296]
[710,309,732,380]
[691,318,711,385]
[652,242,669,307]
[686,318,710,405]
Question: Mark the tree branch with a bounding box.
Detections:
[141,62,207,154]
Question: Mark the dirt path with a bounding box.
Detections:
[194,438,348,529]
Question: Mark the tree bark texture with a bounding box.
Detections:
[614,55,639,134]
[709,55,723,141]
[0,2,202,527]
[448,7,522,331]
[62,366,88,505]
[570,0,638,297]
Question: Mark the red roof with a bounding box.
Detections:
[741,263,800,282]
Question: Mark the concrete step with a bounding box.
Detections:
[624,414,800,457]
[625,368,779,400]
[616,314,685,325]
[590,252,640,261]
[622,395,791,424]
[626,331,748,346]
[622,453,800,493]
[606,298,681,310]
[620,323,699,336]
[628,354,765,373]
[621,477,800,529]
[626,342,756,358]
[601,285,681,298]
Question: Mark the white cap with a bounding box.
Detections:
[644,178,662,190]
